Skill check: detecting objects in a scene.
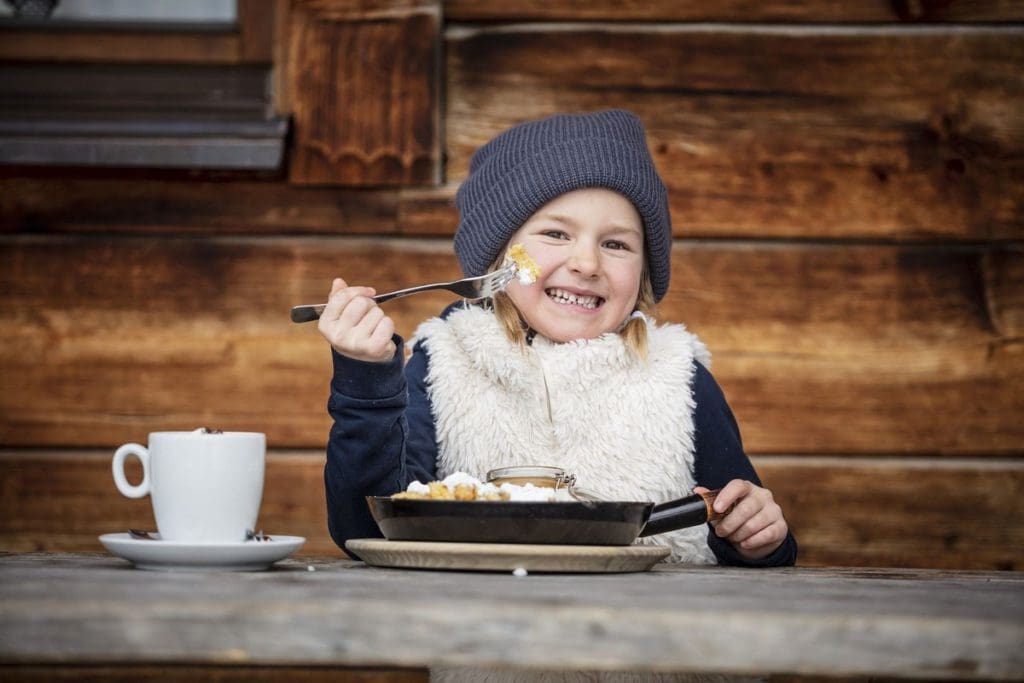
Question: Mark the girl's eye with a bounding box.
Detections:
[541,229,569,240]
[604,240,631,251]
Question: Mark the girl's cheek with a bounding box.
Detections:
[531,250,560,275]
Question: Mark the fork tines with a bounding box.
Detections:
[483,263,517,297]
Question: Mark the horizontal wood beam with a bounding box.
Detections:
[1,450,1020,570]
[0,29,245,64]
[444,0,1024,23]
[5,172,1023,241]
[0,236,1020,454]
[0,671,981,683]
[755,456,1024,571]
[0,178,410,236]
[0,665,428,683]
[446,24,1024,240]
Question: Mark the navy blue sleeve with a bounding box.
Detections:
[691,361,798,567]
[402,341,439,485]
[323,336,438,555]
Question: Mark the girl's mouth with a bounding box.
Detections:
[546,288,604,310]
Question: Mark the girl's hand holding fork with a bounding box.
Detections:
[318,278,397,363]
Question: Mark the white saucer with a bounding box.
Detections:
[99,533,305,572]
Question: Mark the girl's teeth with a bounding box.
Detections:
[547,289,600,309]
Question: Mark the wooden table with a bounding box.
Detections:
[1,553,1022,680]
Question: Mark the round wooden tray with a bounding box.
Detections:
[346,539,670,573]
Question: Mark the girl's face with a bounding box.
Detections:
[505,188,645,343]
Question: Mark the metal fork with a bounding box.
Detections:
[290,264,517,323]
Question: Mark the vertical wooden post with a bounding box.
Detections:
[285,0,441,186]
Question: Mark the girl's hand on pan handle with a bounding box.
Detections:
[694,480,788,560]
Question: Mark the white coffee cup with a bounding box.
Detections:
[112,429,266,543]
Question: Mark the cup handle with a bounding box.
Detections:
[112,443,150,498]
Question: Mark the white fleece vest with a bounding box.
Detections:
[412,306,717,565]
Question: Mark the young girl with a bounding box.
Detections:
[318,110,796,567]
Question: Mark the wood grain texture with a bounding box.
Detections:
[2,451,1021,570]
[238,0,278,63]
[0,29,245,64]
[1,236,1020,454]
[446,25,1024,240]
[0,451,334,556]
[1,4,1022,603]
[2,555,1021,677]
[0,666,427,683]
[671,242,1024,455]
[0,668,973,683]
[0,670,959,683]
[286,0,441,185]
[445,0,1024,22]
[4,168,1024,242]
[0,178,404,235]
[754,456,1024,571]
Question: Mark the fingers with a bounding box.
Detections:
[317,279,396,363]
[735,520,787,555]
[319,279,374,325]
[728,502,784,546]
[708,479,788,559]
[352,304,396,353]
[711,479,752,512]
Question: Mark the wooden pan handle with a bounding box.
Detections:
[698,488,735,523]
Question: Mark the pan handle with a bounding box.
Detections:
[638,489,727,537]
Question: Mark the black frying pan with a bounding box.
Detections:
[365,490,725,545]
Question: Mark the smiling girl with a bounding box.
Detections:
[318,110,796,567]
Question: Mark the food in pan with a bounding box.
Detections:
[506,243,541,285]
[391,471,574,502]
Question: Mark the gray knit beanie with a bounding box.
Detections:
[453,109,673,301]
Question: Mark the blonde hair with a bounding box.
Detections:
[492,263,657,360]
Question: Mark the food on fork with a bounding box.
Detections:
[391,472,574,502]
[506,243,541,285]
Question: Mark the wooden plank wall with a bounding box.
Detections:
[2,0,1023,577]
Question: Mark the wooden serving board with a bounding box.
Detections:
[346,539,670,573]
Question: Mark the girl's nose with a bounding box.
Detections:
[568,242,601,278]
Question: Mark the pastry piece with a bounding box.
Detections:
[391,472,573,502]
[507,243,541,285]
